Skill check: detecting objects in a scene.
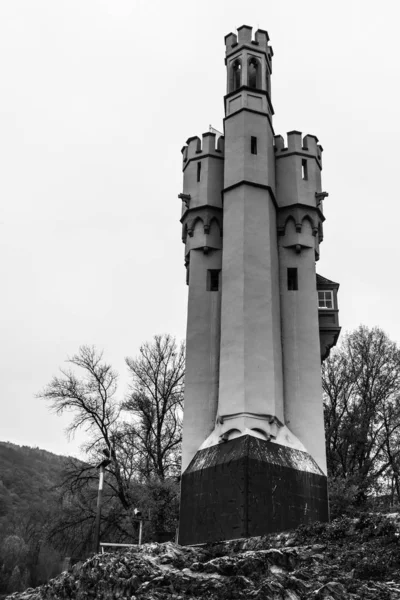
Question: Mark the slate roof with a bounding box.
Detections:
[316,273,339,287]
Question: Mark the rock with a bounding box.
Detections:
[5,513,400,600]
[314,581,346,599]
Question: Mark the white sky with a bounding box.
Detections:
[1,0,399,458]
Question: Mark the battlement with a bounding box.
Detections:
[181,132,225,165]
[274,131,323,162]
[225,25,273,57]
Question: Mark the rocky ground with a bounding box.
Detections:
[6,513,400,599]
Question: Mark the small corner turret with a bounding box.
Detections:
[179,130,225,283]
[275,130,326,261]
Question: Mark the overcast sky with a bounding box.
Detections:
[1,0,398,458]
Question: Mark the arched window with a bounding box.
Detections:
[229,59,242,91]
[248,57,261,89]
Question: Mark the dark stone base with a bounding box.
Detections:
[178,435,328,545]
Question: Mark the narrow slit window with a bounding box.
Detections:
[302,159,308,180]
[287,268,298,291]
[207,269,220,292]
[251,136,257,155]
[197,162,201,182]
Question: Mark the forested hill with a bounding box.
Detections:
[0,442,77,597]
[0,442,69,515]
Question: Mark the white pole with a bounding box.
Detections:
[138,520,143,546]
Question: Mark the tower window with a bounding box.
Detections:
[302,159,308,180]
[197,162,201,182]
[251,136,257,155]
[230,59,242,91]
[287,268,298,291]
[207,270,220,292]
[248,57,261,89]
[318,291,333,309]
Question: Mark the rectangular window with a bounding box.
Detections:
[287,268,298,291]
[251,136,257,155]
[302,159,308,180]
[207,269,220,292]
[197,162,201,182]
[318,290,333,309]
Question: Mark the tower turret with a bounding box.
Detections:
[275,131,327,472]
[224,26,275,189]
[180,132,224,472]
[217,26,284,442]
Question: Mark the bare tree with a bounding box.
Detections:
[38,338,185,546]
[124,334,185,481]
[323,325,400,506]
[37,346,143,554]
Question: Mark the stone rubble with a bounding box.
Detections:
[6,514,400,599]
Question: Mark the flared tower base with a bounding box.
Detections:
[178,435,328,546]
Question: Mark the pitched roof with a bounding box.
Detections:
[316,273,339,287]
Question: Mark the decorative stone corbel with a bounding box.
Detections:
[178,193,191,208]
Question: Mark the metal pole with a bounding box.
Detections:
[94,464,105,553]
[138,519,143,546]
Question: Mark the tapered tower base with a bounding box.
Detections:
[178,435,328,546]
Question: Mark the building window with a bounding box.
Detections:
[197,162,201,182]
[248,57,261,89]
[207,270,220,292]
[302,159,308,180]
[287,268,298,291]
[230,59,242,91]
[318,290,333,309]
[251,136,257,155]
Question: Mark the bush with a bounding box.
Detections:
[328,476,360,519]
[354,513,397,541]
[325,516,355,540]
[354,556,389,580]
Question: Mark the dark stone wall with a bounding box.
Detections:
[179,435,328,545]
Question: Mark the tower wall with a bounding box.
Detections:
[183,247,222,471]
[218,35,283,432]
[218,184,284,423]
[223,111,275,188]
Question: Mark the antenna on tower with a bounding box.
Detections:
[209,124,223,140]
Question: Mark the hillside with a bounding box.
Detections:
[0,442,68,515]
[5,513,400,600]
[0,442,77,597]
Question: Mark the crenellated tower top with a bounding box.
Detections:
[181,132,224,170]
[224,26,273,98]
[224,25,274,120]
[274,131,323,169]
[225,25,273,59]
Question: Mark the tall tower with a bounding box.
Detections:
[178,25,340,545]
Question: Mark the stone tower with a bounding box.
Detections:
[178,25,340,545]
